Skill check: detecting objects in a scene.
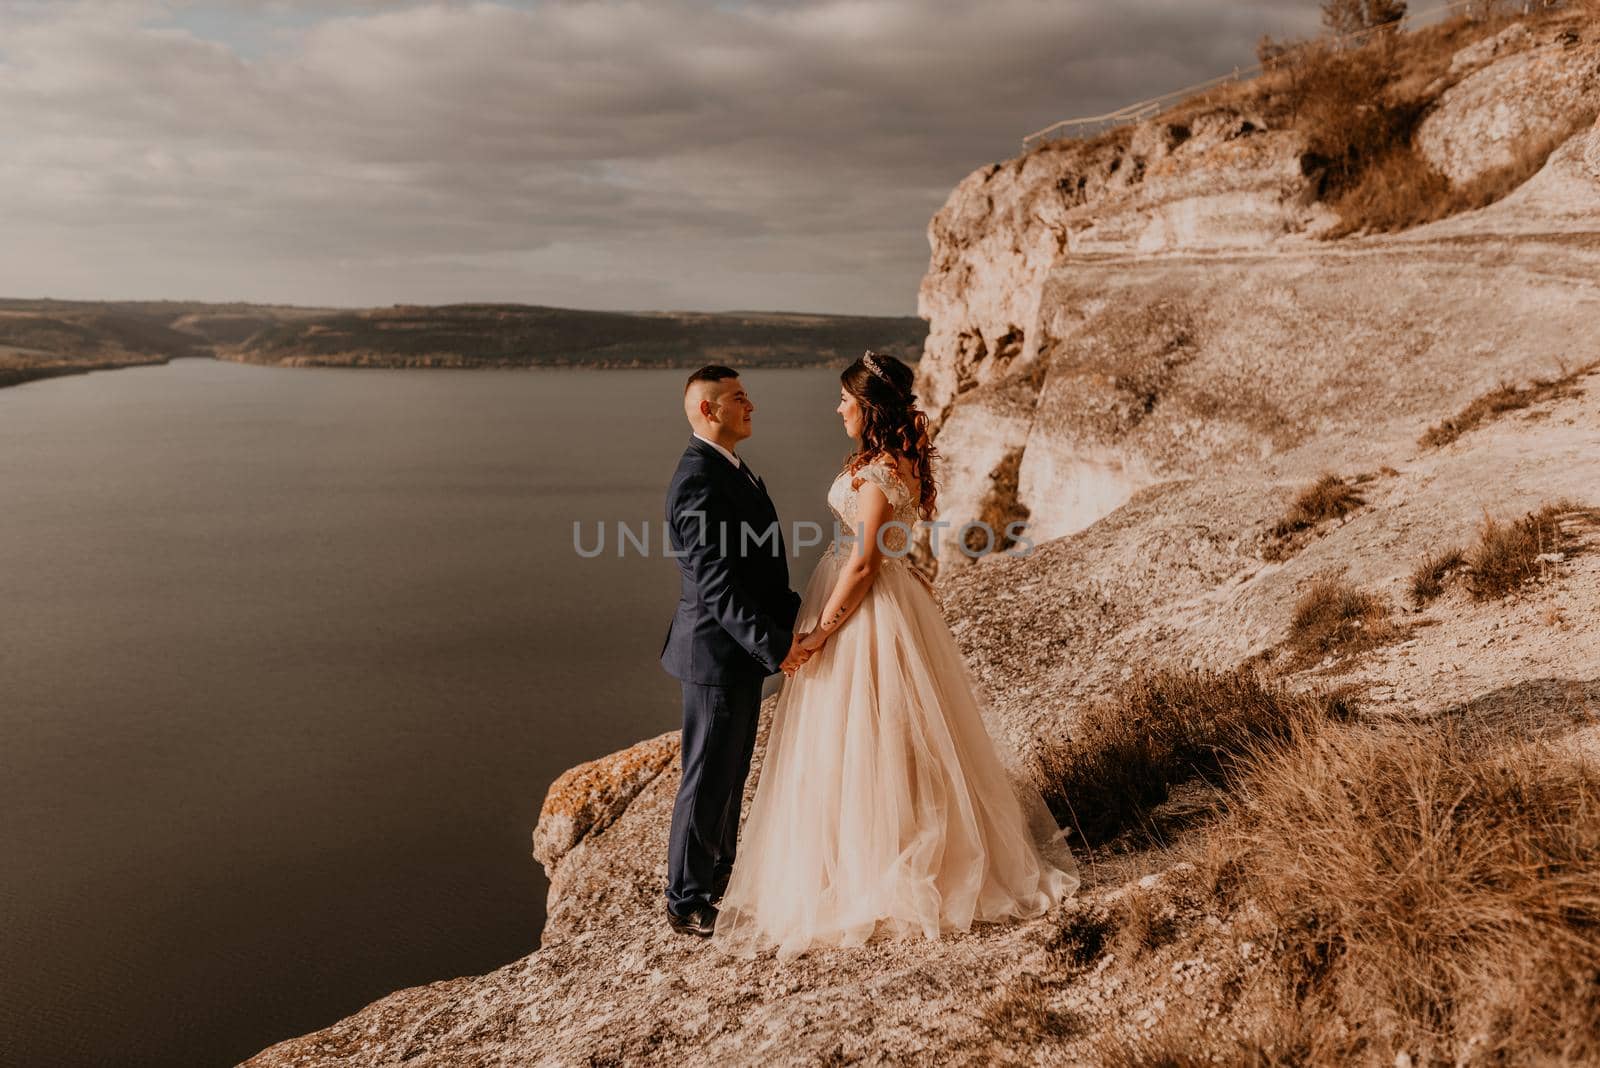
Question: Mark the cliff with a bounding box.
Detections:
[915,11,1600,571]
[245,12,1600,1066]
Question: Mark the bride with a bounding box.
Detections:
[711,351,1079,960]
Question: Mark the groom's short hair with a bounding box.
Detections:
[684,365,740,394]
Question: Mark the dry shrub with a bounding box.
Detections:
[1321,144,1450,236]
[975,974,1083,1042]
[1116,883,1186,953]
[1408,546,1465,606]
[1323,107,1597,237]
[1047,904,1115,969]
[1285,575,1404,667]
[1262,10,1582,236]
[1293,40,1418,202]
[1467,501,1591,600]
[1262,474,1367,561]
[1272,473,1366,538]
[1421,362,1595,447]
[1032,668,1351,848]
[1220,725,1600,1064]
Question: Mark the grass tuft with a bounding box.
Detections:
[1408,546,1466,606]
[1217,725,1600,1065]
[1272,474,1366,538]
[975,974,1084,1042]
[1421,363,1595,448]
[1262,474,1367,560]
[1467,502,1589,600]
[1284,575,1404,668]
[1032,667,1352,848]
[1047,905,1116,970]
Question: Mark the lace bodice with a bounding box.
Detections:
[827,458,919,554]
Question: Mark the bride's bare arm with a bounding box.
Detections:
[798,482,894,653]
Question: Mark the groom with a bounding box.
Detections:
[659,366,808,938]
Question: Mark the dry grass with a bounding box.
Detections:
[1091,1011,1327,1068]
[1407,503,1593,604]
[1323,105,1598,238]
[1272,474,1366,538]
[1032,10,1580,238]
[1217,725,1600,1065]
[1046,905,1115,970]
[1032,667,1352,848]
[1262,474,1367,560]
[1408,546,1466,606]
[1283,575,1404,668]
[1420,362,1596,447]
[1253,8,1585,237]
[1467,501,1590,600]
[974,975,1084,1043]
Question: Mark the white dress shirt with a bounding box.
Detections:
[692,431,744,472]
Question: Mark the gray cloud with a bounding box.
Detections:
[0,0,1323,313]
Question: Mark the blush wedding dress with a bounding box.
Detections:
[711,456,1079,960]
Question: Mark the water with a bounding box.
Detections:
[0,359,851,1067]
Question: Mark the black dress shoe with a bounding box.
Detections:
[667,903,717,938]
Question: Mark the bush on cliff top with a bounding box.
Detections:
[1216,724,1600,1065]
[1032,667,1352,849]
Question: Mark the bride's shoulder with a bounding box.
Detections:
[846,452,915,499]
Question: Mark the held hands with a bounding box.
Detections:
[780,630,823,676]
[780,635,811,677]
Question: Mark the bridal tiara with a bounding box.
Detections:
[862,350,899,390]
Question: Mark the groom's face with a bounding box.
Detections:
[709,378,755,442]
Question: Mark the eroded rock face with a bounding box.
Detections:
[1403,107,1600,237]
[1417,31,1600,186]
[920,379,1039,571]
[918,18,1600,569]
[914,108,1322,423]
[928,207,1600,575]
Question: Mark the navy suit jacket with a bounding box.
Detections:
[660,436,802,685]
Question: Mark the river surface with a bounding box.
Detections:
[0,359,849,1066]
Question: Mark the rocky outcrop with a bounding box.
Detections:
[532,731,678,872]
[1407,110,1600,236]
[918,20,1600,572]
[922,215,1600,568]
[1446,21,1531,76]
[1417,28,1600,185]
[914,110,1326,424]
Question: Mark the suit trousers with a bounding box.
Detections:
[665,675,763,915]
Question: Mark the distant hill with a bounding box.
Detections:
[0,298,335,388]
[224,304,925,370]
[0,298,926,389]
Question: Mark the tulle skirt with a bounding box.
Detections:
[712,545,1080,960]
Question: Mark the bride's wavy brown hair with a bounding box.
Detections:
[842,350,939,521]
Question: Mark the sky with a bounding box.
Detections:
[0,0,1325,315]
